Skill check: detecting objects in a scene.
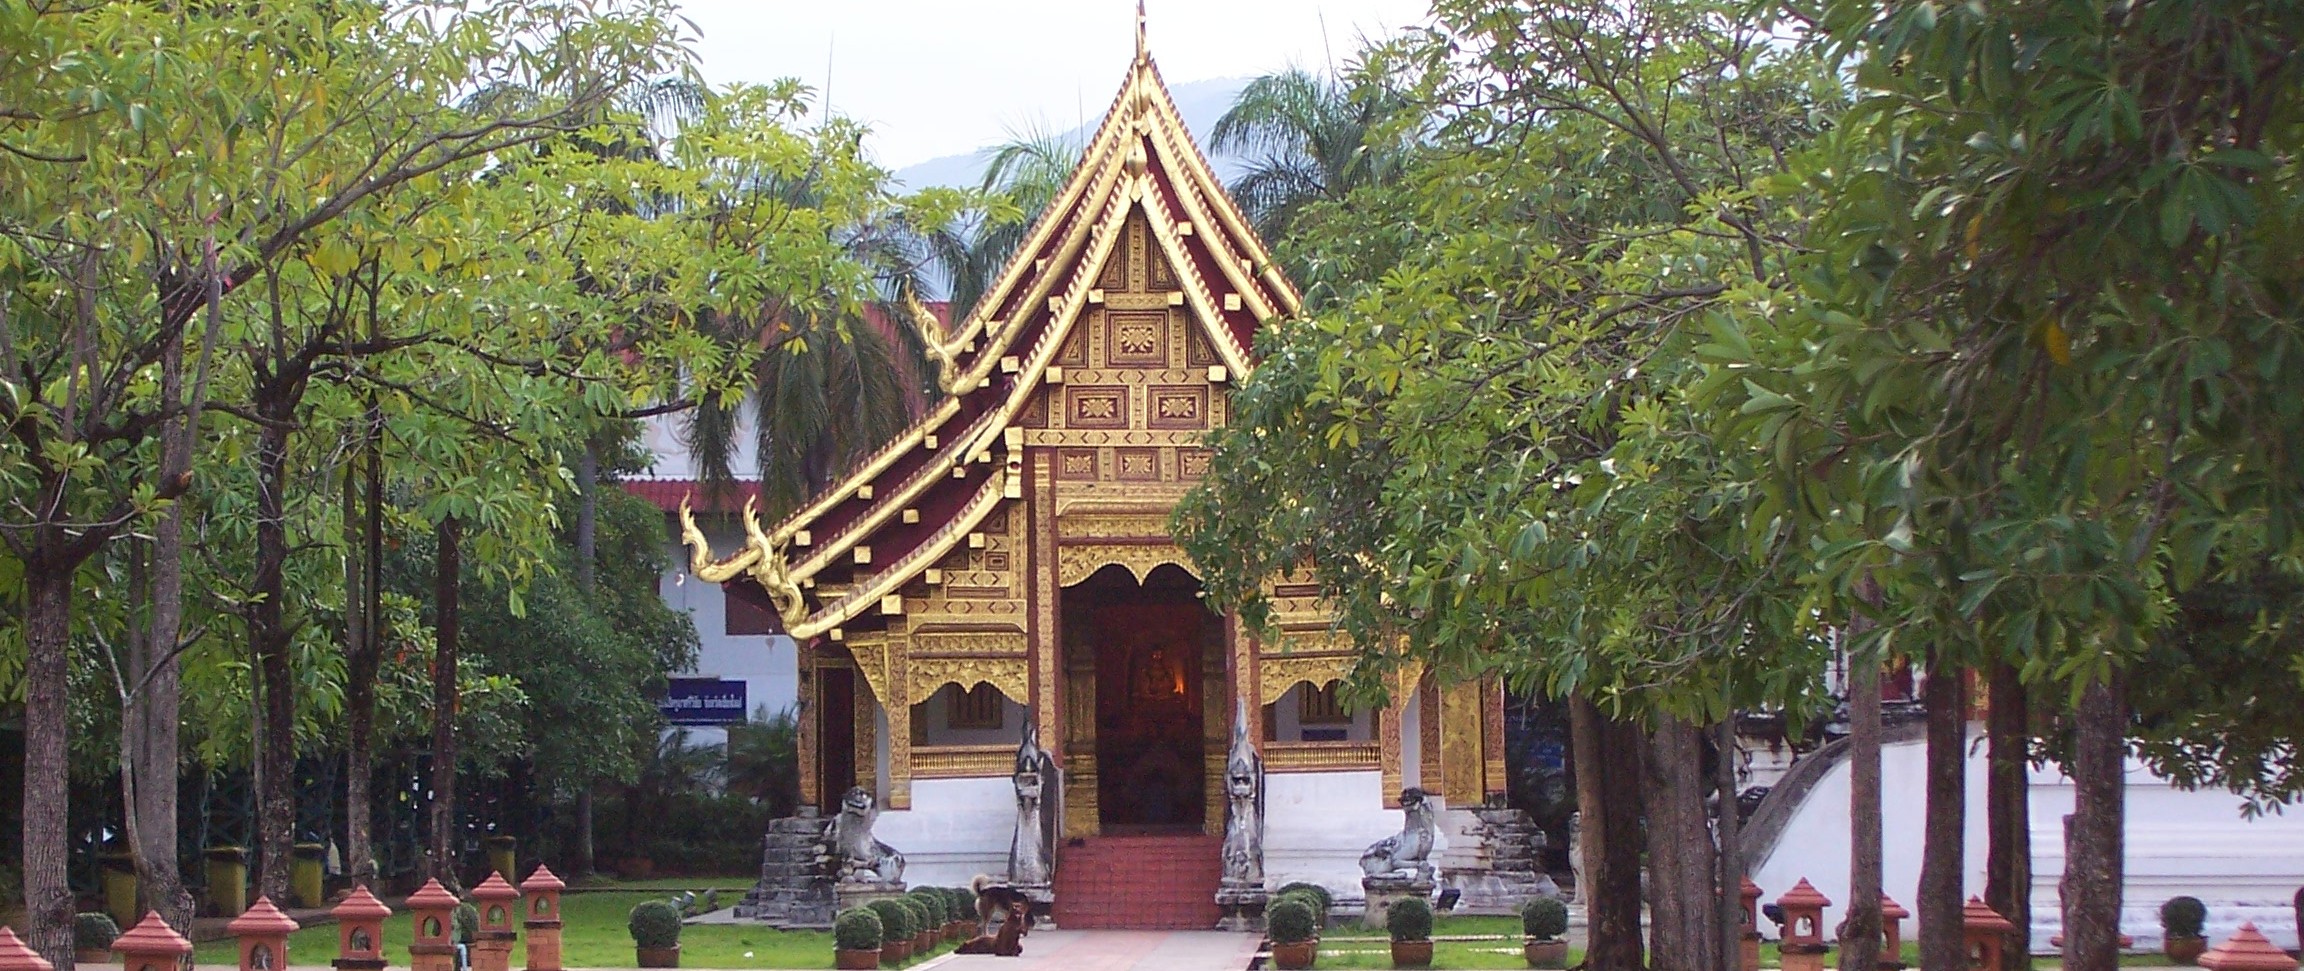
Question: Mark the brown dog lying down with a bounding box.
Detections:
[955,900,1028,956]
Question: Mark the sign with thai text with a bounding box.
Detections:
[660,678,748,725]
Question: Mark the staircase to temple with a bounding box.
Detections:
[1440,806,1559,915]
[1053,833,1223,928]
[734,814,836,928]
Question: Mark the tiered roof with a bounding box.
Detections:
[688,22,1301,641]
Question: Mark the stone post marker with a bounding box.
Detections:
[1736,877,1763,971]
[332,886,393,971]
[1960,897,2015,971]
[1775,879,1832,971]
[2199,922,2299,971]
[0,928,55,971]
[228,897,300,971]
[114,912,195,971]
[469,873,522,971]
[406,879,462,971]
[520,866,567,971]
[1877,894,1910,969]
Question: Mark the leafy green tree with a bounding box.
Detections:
[1179,3,1840,968]
[1708,1,2304,963]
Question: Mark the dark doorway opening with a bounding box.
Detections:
[1073,563,1217,833]
[817,666,856,807]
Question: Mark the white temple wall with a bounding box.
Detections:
[868,777,1016,890]
[1264,769,1420,901]
[1748,730,2304,951]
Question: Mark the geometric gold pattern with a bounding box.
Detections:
[907,655,1031,707]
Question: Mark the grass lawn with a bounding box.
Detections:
[188,891,945,970]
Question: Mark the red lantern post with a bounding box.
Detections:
[332,885,393,971]
[1878,894,1910,969]
[1961,897,2015,971]
[228,897,301,971]
[1776,879,1834,971]
[113,912,195,971]
[0,928,55,971]
[407,879,462,971]
[1738,877,1764,971]
[469,873,522,971]
[520,866,567,971]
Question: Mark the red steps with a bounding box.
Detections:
[1053,833,1222,929]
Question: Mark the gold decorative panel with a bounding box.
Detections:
[1265,742,1381,772]
[1179,449,1212,479]
[1056,543,1195,587]
[914,745,1013,779]
[1114,447,1160,481]
[907,655,1030,707]
[1057,448,1099,480]
[911,631,1028,655]
[1256,653,1355,701]
[1066,386,1127,428]
[1104,310,1169,367]
[1149,386,1207,429]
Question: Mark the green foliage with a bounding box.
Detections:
[833,907,883,951]
[1267,898,1318,945]
[1178,0,1840,726]
[1387,896,1433,942]
[2160,897,2207,939]
[907,889,950,925]
[1275,889,1329,928]
[863,899,913,942]
[454,903,480,944]
[74,913,118,951]
[1274,882,1333,912]
[626,900,682,948]
[723,707,801,817]
[1523,897,1568,940]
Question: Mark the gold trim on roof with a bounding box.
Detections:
[787,469,1011,639]
[1055,544,1197,588]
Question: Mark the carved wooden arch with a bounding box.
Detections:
[906,656,1032,708]
[1056,544,1198,588]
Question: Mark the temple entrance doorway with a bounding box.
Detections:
[1065,562,1221,834]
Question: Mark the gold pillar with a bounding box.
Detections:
[1440,680,1485,805]
[1062,631,1099,836]
[796,654,818,810]
[886,622,912,809]
[1418,677,1442,790]
[1202,634,1226,835]
[1482,676,1507,803]
[854,681,877,792]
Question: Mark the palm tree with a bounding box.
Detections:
[1209,67,1414,245]
[920,126,1081,321]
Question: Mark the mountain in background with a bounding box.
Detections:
[891,76,1253,191]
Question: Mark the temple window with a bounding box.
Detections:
[910,682,1027,747]
[1263,681,1374,744]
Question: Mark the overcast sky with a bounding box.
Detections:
[672,0,1432,168]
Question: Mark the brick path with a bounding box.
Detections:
[921,929,1261,971]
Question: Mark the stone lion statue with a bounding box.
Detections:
[829,786,905,884]
[1360,787,1439,880]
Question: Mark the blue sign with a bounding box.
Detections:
[660,678,748,725]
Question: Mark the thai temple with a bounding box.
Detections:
[674,28,1540,929]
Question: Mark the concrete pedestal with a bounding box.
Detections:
[1214,884,1267,932]
[470,933,515,971]
[409,943,457,971]
[1361,875,1435,930]
[522,920,561,971]
[833,881,909,915]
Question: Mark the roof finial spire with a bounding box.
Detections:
[1135,0,1148,63]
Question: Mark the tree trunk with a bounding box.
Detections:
[24,562,78,970]
[573,444,598,878]
[131,317,197,956]
[1716,718,1745,971]
[1918,651,1967,971]
[428,516,464,889]
[252,407,298,902]
[1645,714,1718,971]
[1985,662,2031,971]
[1570,695,1647,971]
[2062,675,2125,971]
[343,453,381,888]
[1840,646,1884,971]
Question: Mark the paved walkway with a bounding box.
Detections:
[920,929,1261,971]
